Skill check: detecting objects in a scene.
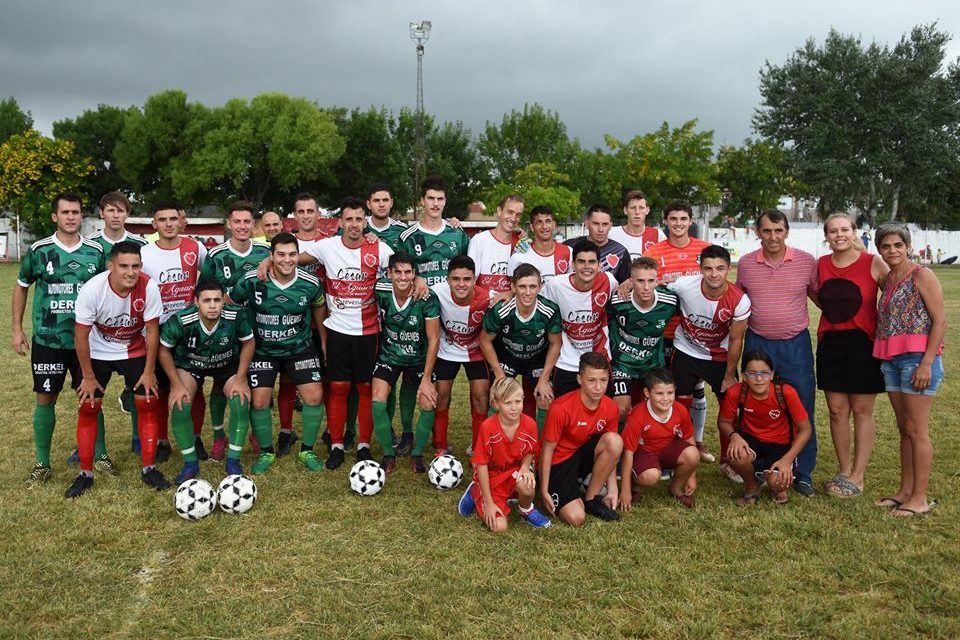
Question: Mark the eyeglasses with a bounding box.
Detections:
[744,370,773,380]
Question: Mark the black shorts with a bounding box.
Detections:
[548,435,601,512]
[737,431,793,473]
[31,340,80,394]
[816,329,885,394]
[663,337,676,363]
[497,354,546,380]
[552,368,615,399]
[187,367,236,389]
[249,348,323,389]
[326,329,378,383]
[91,357,148,398]
[611,368,646,401]
[670,349,727,399]
[435,358,489,382]
[372,361,428,387]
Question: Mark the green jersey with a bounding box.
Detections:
[482,295,562,362]
[399,220,470,286]
[87,229,148,254]
[17,235,106,349]
[200,240,271,294]
[229,269,325,357]
[160,304,254,373]
[374,281,440,366]
[366,217,407,251]
[607,287,678,375]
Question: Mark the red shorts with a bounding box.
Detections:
[472,476,518,519]
[631,439,694,475]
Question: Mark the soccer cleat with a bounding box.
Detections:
[155,440,172,464]
[382,455,397,476]
[251,452,277,475]
[141,467,171,491]
[118,388,133,414]
[131,438,142,456]
[697,443,716,463]
[356,446,373,462]
[94,455,120,476]
[175,461,200,484]
[210,437,227,462]
[26,463,52,486]
[457,481,476,516]
[395,432,414,456]
[298,450,323,472]
[411,455,427,474]
[64,474,94,498]
[719,462,744,484]
[225,458,244,476]
[584,496,621,522]
[193,437,208,462]
[521,507,552,528]
[276,430,298,457]
[66,447,80,466]
[325,447,345,470]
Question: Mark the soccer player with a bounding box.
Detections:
[372,252,441,474]
[67,241,167,497]
[14,193,109,485]
[668,245,751,482]
[456,377,551,531]
[718,350,812,506]
[159,280,255,482]
[507,205,572,283]
[564,204,631,283]
[619,369,699,511]
[468,194,523,293]
[365,183,407,251]
[299,197,393,469]
[229,233,327,474]
[479,263,561,434]
[539,352,623,525]
[433,255,493,454]
[608,190,665,260]
[399,175,470,287]
[608,257,678,422]
[644,199,712,462]
[541,240,619,398]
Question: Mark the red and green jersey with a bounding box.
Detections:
[374,282,441,367]
[482,295,561,362]
[229,269,325,357]
[200,240,271,294]
[607,287,678,377]
[160,304,254,373]
[399,220,470,286]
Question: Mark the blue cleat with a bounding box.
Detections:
[175,461,200,484]
[225,458,244,476]
[521,507,552,528]
[457,481,476,517]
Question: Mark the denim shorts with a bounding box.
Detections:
[880,353,944,396]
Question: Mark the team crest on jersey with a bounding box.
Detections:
[66,261,82,271]
[183,252,197,267]
[596,419,607,432]
[219,337,230,345]
[298,296,307,306]
[769,409,781,420]
[133,298,145,312]
[87,263,97,273]
[605,254,619,269]
[276,295,289,304]
[470,310,485,324]
[657,319,667,328]
[408,316,417,325]
[593,292,608,307]
[673,426,684,438]
[718,308,732,322]
[556,259,569,272]
[678,253,688,260]
[363,253,378,268]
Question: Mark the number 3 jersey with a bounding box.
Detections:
[74,271,163,360]
[17,235,106,349]
[160,305,254,373]
[374,282,441,367]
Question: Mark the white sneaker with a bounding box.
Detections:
[719,462,744,484]
[697,444,716,463]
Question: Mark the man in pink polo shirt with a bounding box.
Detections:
[735,209,819,496]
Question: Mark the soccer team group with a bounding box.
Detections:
[14,177,939,530]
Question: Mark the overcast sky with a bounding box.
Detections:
[3,1,960,150]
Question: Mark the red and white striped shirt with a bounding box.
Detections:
[433,281,493,362]
[140,237,206,324]
[75,271,163,360]
[735,246,818,340]
[542,272,618,372]
[507,242,572,283]
[668,275,751,362]
[468,229,518,293]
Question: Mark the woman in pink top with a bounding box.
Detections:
[873,224,946,517]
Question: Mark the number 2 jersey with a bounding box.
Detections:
[74,271,163,360]
[140,237,208,324]
[541,272,618,373]
[374,282,441,367]
[160,305,254,373]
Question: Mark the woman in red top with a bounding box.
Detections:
[719,350,812,506]
[816,213,888,498]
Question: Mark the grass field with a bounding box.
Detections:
[0,263,958,639]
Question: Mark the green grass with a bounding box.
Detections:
[1,263,958,639]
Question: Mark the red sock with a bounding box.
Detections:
[356,382,373,445]
[521,378,536,418]
[718,428,730,465]
[278,379,296,431]
[135,395,160,467]
[156,390,170,441]
[326,382,350,444]
[76,399,103,472]
[471,411,486,450]
[433,409,450,451]
[192,391,205,435]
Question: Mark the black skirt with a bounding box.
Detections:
[816,329,885,394]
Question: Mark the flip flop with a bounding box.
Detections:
[736,492,761,507]
[773,491,789,505]
[874,497,903,509]
[826,475,863,498]
[890,500,939,517]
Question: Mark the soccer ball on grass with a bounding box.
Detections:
[349,460,386,496]
[428,454,464,490]
[218,474,257,514]
[174,478,217,521]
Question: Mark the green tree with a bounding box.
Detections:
[483,162,582,223]
[328,106,405,206]
[0,129,93,236]
[53,104,133,199]
[477,103,580,182]
[0,97,33,144]
[715,139,799,223]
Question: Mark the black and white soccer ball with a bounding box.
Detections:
[577,473,608,499]
[217,474,257,514]
[174,478,217,520]
[428,454,464,490]
[349,460,385,496]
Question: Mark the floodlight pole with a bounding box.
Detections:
[410,20,431,212]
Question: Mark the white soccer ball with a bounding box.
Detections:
[174,478,217,521]
[349,460,386,496]
[578,473,608,499]
[428,454,464,490]
[217,474,257,514]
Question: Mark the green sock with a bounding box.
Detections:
[399,380,417,435]
[345,386,358,436]
[171,404,198,462]
[386,384,397,423]
[301,403,325,448]
[210,390,227,439]
[250,407,274,449]
[95,411,107,458]
[226,396,250,460]
[412,409,435,456]
[372,400,394,456]
[536,408,548,438]
[33,403,55,467]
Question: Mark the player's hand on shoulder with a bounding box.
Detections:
[256,256,272,281]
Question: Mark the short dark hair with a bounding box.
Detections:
[448,255,475,274]
[644,368,675,390]
[578,352,610,375]
[227,201,255,218]
[388,252,417,272]
[194,279,224,298]
[631,256,658,273]
[98,191,130,213]
[340,196,365,213]
[511,263,542,284]
[572,239,600,262]
[367,183,392,200]
[700,244,731,265]
[586,203,613,220]
[153,199,182,215]
[52,192,83,212]
[270,231,299,253]
[663,200,692,217]
[110,240,142,260]
[756,208,790,231]
[622,190,648,208]
[294,192,317,208]
[741,349,775,371]
[420,175,448,197]
[529,205,555,222]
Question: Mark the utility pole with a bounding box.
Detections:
[409,20,431,213]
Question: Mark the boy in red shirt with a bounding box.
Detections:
[539,352,623,525]
[457,378,551,530]
[718,350,812,505]
[619,368,700,509]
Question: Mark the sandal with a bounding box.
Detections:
[874,497,903,509]
[890,500,939,517]
[825,475,862,498]
[773,491,789,505]
[736,492,761,507]
[671,492,695,509]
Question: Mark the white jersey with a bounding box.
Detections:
[296,235,324,279]
[467,230,517,293]
[608,225,666,261]
[507,242,572,283]
[140,237,207,324]
[306,237,392,336]
[667,275,751,362]
[542,272,618,372]
[75,271,163,361]
[432,282,493,362]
